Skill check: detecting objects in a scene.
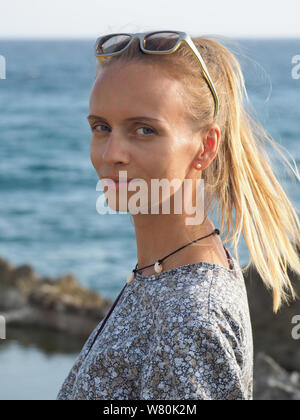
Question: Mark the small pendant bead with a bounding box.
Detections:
[126,271,135,284]
[154,261,163,273]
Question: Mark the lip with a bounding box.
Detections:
[101,176,137,190]
[102,176,134,182]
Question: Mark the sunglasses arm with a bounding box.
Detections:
[96,56,106,65]
[182,36,219,117]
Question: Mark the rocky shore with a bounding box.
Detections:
[1,254,300,400]
[0,256,113,337]
[243,257,300,399]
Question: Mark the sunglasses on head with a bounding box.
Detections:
[94,30,219,118]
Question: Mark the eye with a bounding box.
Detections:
[136,126,155,136]
[92,124,110,132]
[91,124,156,136]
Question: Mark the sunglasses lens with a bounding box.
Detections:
[144,32,180,52]
[96,34,132,54]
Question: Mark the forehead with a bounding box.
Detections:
[89,62,187,123]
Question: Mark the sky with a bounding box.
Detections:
[0,0,300,39]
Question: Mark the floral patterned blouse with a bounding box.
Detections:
[56,246,253,400]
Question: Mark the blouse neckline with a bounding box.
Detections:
[134,245,236,281]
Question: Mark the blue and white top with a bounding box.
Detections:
[56,246,253,400]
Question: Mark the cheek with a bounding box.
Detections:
[141,140,186,181]
[163,140,193,180]
[90,138,101,169]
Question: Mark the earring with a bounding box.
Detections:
[196,162,202,169]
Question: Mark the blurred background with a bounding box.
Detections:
[0,0,299,400]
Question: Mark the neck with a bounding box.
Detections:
[132,213,220,274]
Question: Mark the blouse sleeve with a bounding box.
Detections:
[56,320,104,400]
[139,316,248,400]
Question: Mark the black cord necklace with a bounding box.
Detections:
[126,228,220,284]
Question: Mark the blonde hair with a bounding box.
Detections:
[95,34,300,313]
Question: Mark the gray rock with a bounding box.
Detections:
[0,256,113,336]
[243,260,300,372]
[254,352,300,400]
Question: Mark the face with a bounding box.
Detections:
[88,61,207,214]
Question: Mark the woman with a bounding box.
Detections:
[56,31,300,400]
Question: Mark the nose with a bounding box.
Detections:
[101,133,130,165]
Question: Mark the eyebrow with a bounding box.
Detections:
[86,115,165,124]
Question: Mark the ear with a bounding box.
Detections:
[196,124,221,170]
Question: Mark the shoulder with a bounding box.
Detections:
[153,263,252,347]
[155,262,246,322]
[153,264,214,328]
